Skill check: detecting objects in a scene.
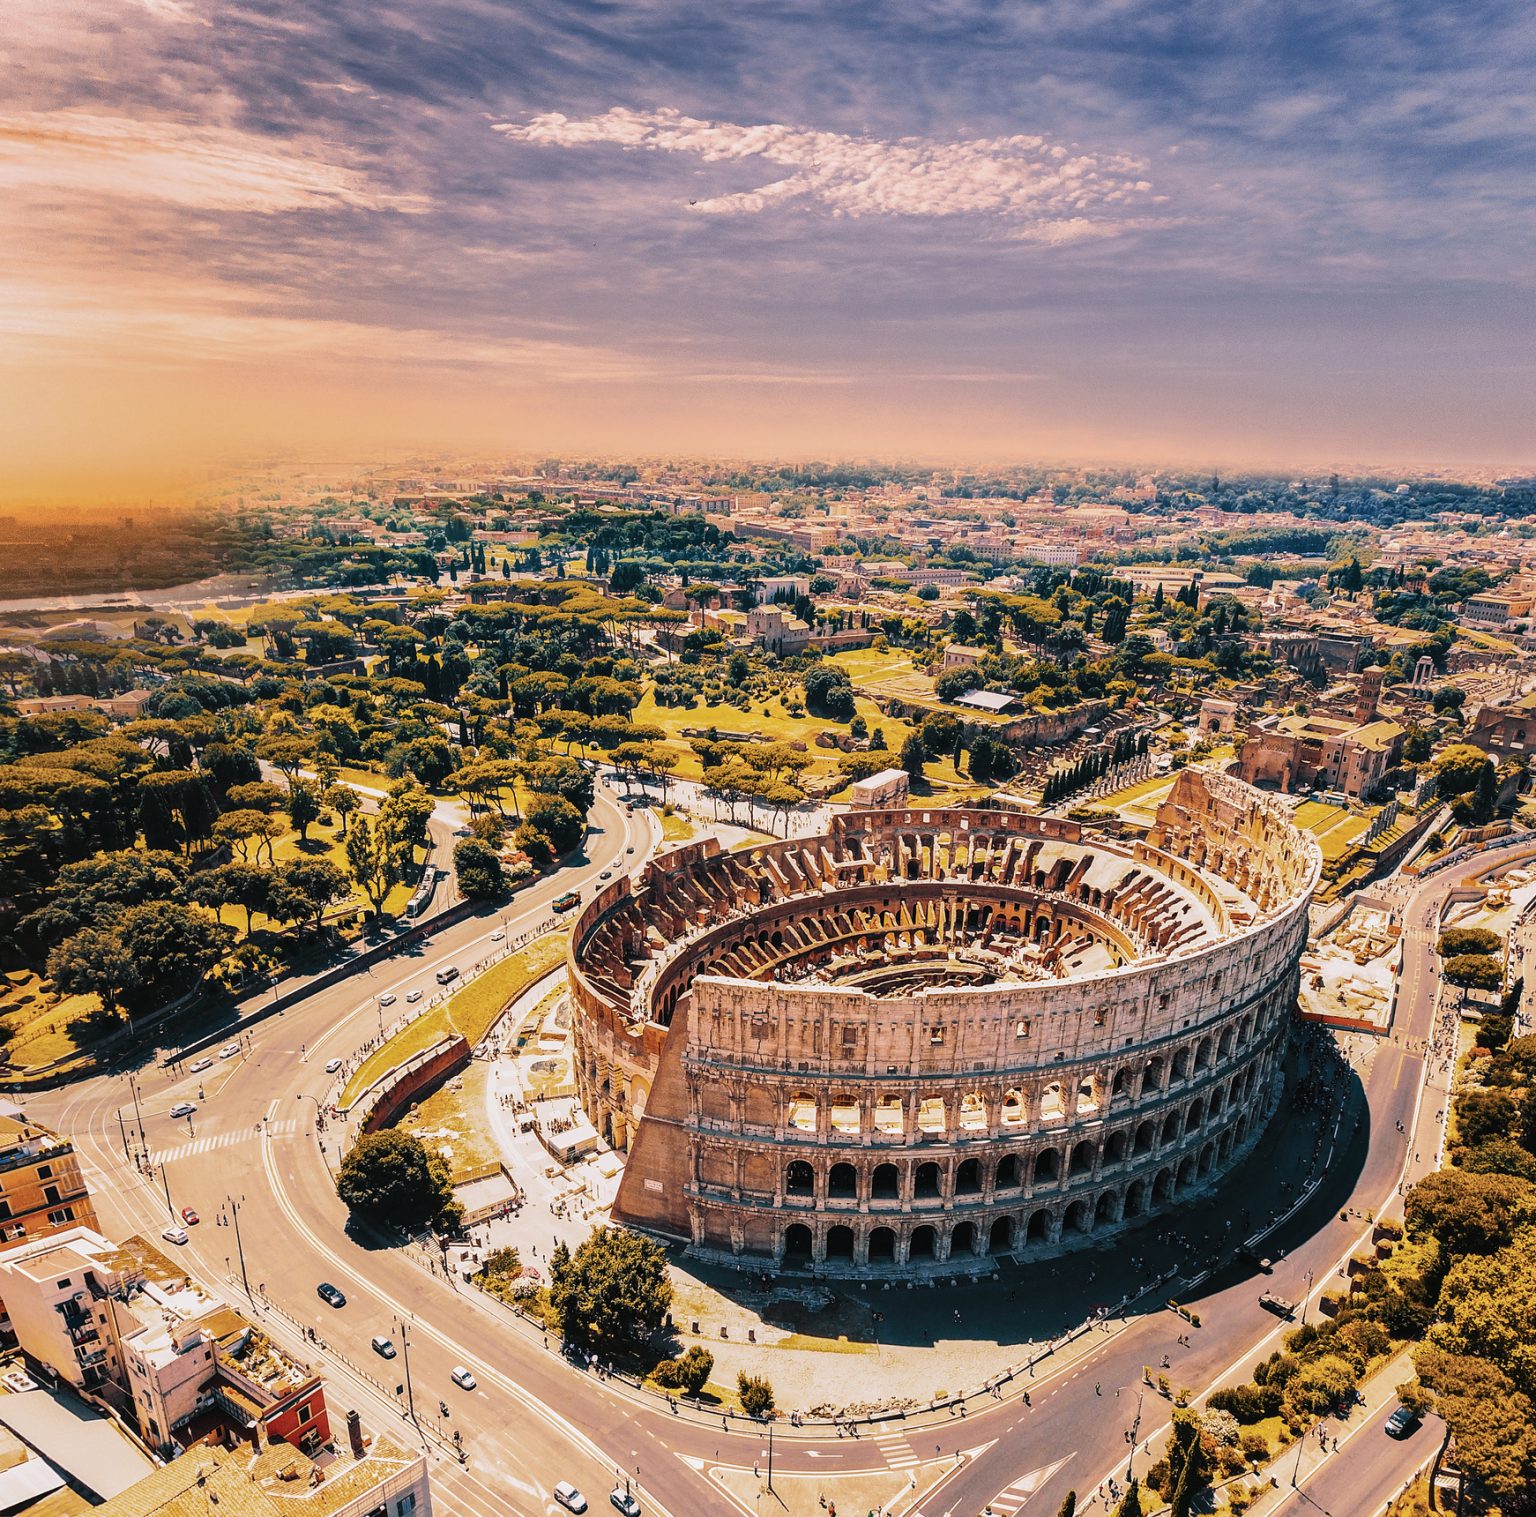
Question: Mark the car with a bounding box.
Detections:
[610,1491,641,1517]
[377,992,396,1006]
[435,966,459,986]
[316,1283,346,1308]
[218,1042,241,1060]
[625,846,635,855]
[180,1207,199,1226]
[371,1335,397,1359]
[168,1101,197,1119]
[1385,1406,1422,1439]
[490,929,505,941]
[189,1057,214,1074]
[599,869,612,881]
[1259,1291,1296,1319]
[450,1365,477,1390]
[161,1226,189,1246]
[406,989,424,1003]
[553,1483,588,1514]
[453,825,472,837]
[325,1057,343,1073]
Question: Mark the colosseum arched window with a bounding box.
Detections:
[914,1162,942,1199]
[916,1096,947,1135]
[1105,1129,1130,1165]
[989,1216,1015,1253]
[868,1226,896,1261]
[785,1160,814,1196]
[827,1162,857,1199]
[871,1163,900,1200]
[1143,1057,1165,1093]
[787,1092,816,1131]
[959,1091,987,1131]
[1001,1089,1026,1125]
[995,1154,1023,1190]
[955,1158,981,1195]
[1039,1082,1065,1122]
[826,1225,855,1260]
[1133,1120,1156,1156]
[952,1220,978,1256]
[1069,1140,1097,1178]
[1034,1148,1061,1185]
[910,1224,938,1259]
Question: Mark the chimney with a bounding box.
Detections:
[346,1410,365,1460]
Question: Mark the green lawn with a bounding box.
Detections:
[342,932,568,1106]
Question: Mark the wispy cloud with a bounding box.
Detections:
[495,107,1154,232]
[0,111,424,214]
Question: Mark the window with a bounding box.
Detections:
[0,1201,11,1220]
[37,1165,52,1179]
[48,1208,73,1226]
[43,1185,60,1205]
[55,1278,71,1290]
[297,1403,312,1423]
[398,1497,418,1516]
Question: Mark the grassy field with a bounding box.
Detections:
[0,973,110,1071]
[396,1059,500,1181]
[656,809,695,843]
[342,932,568,1106]
[826,646,938,702]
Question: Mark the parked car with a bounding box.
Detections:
[1385,1406,1422,1439]
[377,992,396,1006]
[610,1490,641,1517]
[554,1483,588,1514]
[325,1058,343,1074]
[450,1365,477,1390]
[180,1207,199,1225]
[161,1226,189,1246]
[371,1335,397,1359]
[316,1282,346,1308]
[189,1057,214,1074]
[168,1101,197,1119]
[218,1042,241,1059]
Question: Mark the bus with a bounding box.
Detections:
[552,891,580,913]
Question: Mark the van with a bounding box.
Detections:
[371,1335,397,1359]
[435,966,459,986]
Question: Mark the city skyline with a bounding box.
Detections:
[5,0,1535,502]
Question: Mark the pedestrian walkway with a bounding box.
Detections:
[151,1119,296,1163]
[876,1433,922,1470]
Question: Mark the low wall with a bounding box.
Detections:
[356,1036,471,1133]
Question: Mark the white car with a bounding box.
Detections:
[490,929,505,941]
[161,1226,189,1246]
[218,1042,241,1060]
[168,1101,197,1118]
[405,989,424,1003]
[189,1057,214,1074]
[449,1365,476,1390]
[377,992,396,1006]
[610,1491,641,1517]
[554,1483,587,1514]
[325,1058,343,1074]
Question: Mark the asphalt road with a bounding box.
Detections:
[27,829,1533,1517]
[1265,1403,1444,1517]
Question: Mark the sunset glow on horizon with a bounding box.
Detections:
[5,0,1535,498]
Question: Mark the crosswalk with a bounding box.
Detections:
[984,1456,1075,1514]
[876,1432,923,1470]
[152,1119,297,1163]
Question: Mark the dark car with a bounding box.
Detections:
[1385,1406,1422,1439]
[317,1282,347,1308]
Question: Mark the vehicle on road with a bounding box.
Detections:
[435,966,459,986]
[218,1042,241,1060]
[610,1490,641,1517]
[1385,1406,1422,1439]
[453,826,471,837]
[490,928,505,941]
[189,1057,214,1074]
[1259,1291,1296,1319]
[553,891,580,913]
[180,1207,199,1225]
[450,1365,477,1390]
[161,1226,189,1246]
[325,1058,343,1073]
[377,992,396,1006]
[406,989,424,1003]
[316,1283,346,1308]
[371,1335,397,1359]
[599,869,612,880]
[169,1101,197,1118]
[554,1483,588,1513]
[625,846,635,855]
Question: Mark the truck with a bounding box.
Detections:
[1259,1291,1296,1319]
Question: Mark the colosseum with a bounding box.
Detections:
[567,769,1320,1273]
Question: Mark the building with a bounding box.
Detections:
[1466,689,1536,758]
[745,607,812,656]
[942,644,986,671]
[0,1229,328,1457]
[0,1113,98,1249]
[1462,592,1533,628]
[568,771,1318,1271]
[1236,713,1404,801]
[1197,698,1239,736]
[89,1422,430,1517]
[847,768,910,808]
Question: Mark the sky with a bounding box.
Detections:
[3,0,1535,498]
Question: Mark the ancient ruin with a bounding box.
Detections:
[568,770,1320,1272]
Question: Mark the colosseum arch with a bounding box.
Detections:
[571,775,1318,1273]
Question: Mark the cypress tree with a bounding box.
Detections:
[1056,1494,1076,1517]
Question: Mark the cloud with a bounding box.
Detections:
[0,111,425,214]
[494,107,1154,231]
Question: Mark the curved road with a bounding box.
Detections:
[25,832,1533,1517]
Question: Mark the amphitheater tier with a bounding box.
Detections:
[568,769,1320,1273]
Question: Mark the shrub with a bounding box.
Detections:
[737,1373,775,1418]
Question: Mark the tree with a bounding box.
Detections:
[1413,1346,1536,1502]
[1404,1170,1535,1256]
[1438,926,1503,957]
[1112,1480,1140,1517]
[285,778,322,842]
[336,1129,462,1233]
[454,838,505,899]
[23,849,188,942]
[48,900,229,1014]
[899,731,927,782]
[737,1373,775,1418]
[328,784,361,836]
[1443,953,1503,990]
[1055,1495,1076,1517]
[547,1227,672,1360]
[269,858,350,935]
[1434,743,1491,797]
[380,780,434,852]
[345,814,410,917]
[189,861,271,935]
[526,794,584,855]
[653,1344,714,1395]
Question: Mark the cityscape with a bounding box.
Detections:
[5,5,1536,1517]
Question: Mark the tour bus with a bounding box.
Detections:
[552,891,581,913]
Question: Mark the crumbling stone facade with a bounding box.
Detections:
[568,770,1319,1272]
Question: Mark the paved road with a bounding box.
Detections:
[1265,1403,1443,1517]
[26,831,1532,1517]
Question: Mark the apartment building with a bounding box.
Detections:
[0,1114,98,1248]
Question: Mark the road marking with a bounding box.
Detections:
[149,1120,297,1162]
[986,1454,1075,1512]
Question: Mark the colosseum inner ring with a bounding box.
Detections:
[568,769,1320,1274]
